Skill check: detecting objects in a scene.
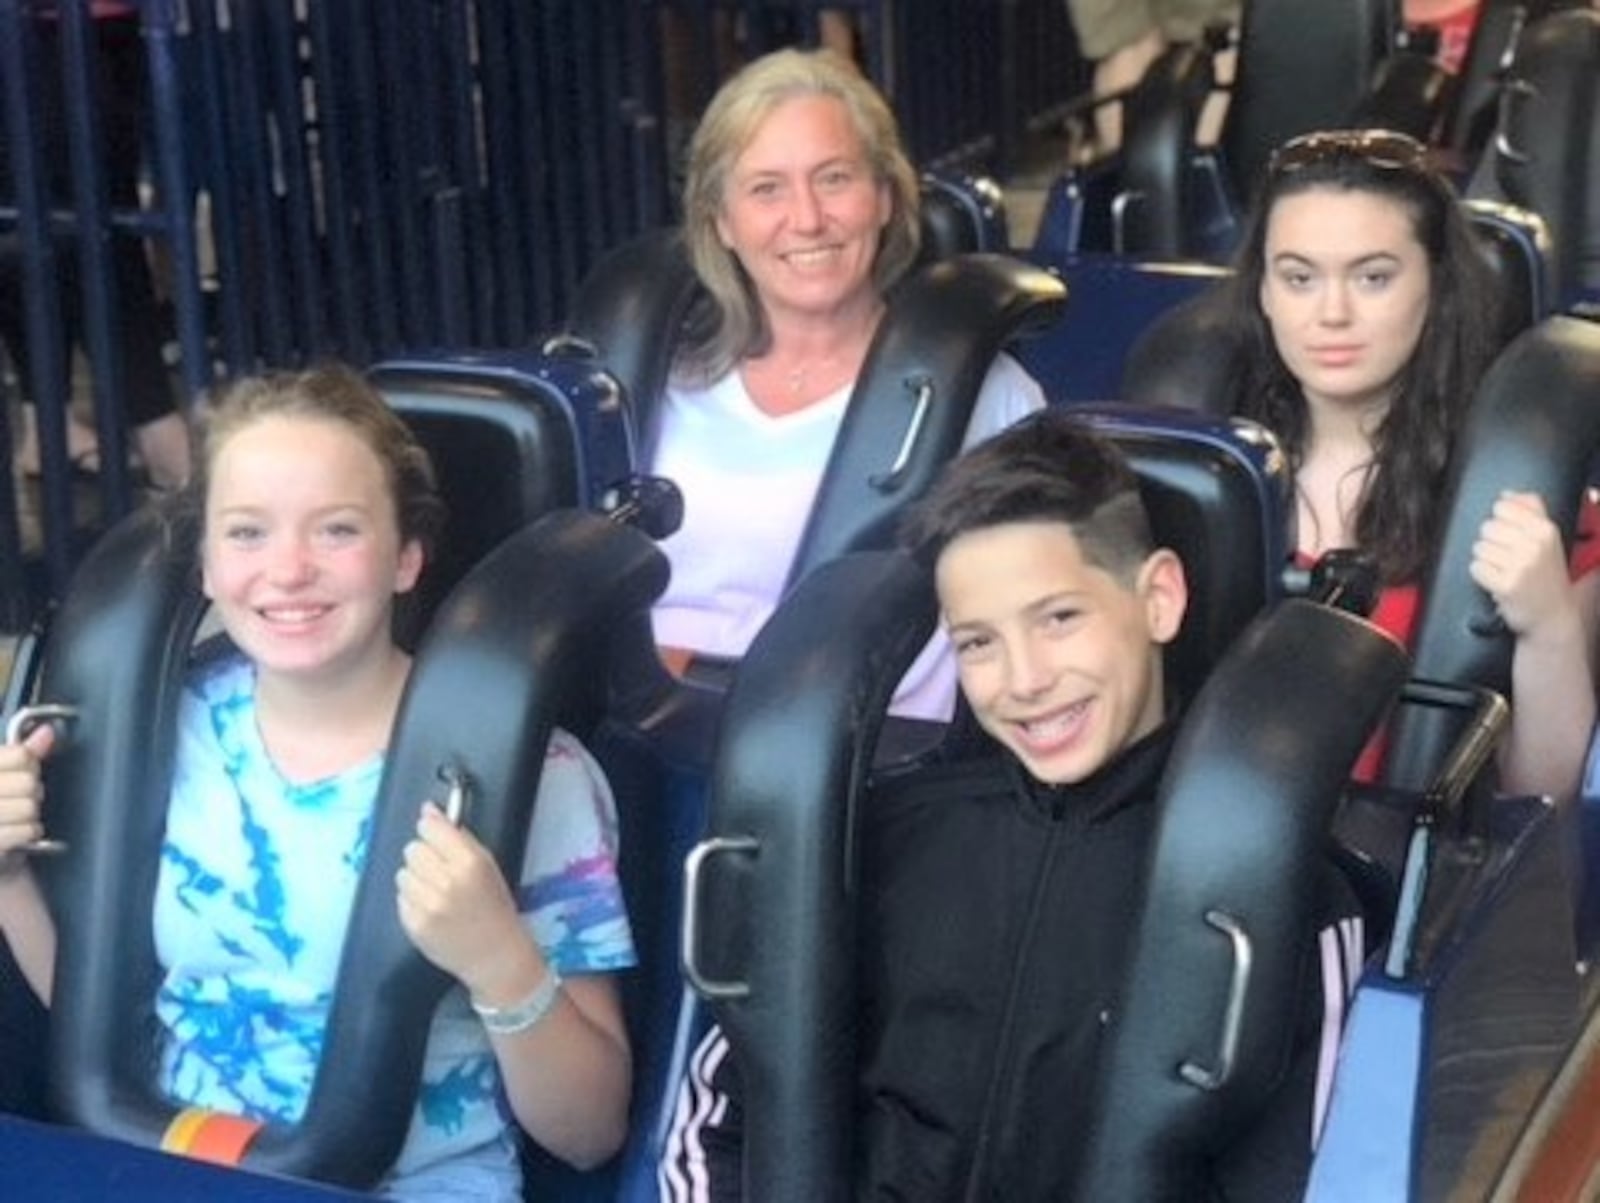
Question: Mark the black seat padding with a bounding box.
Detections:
[1383,315,1600,793]
[687,551,936,1202]
[788,254,1067,583]
[1119,286,1240,416]
[1118,40,1217,258]
[1072,601,1407,1200]
[917,172,1007,258]
[562,228,699,448]
[1462,198,1551,348]
[1350,46,1452,143]
[1441,0,1535,159]
[1479,8,1600,302]
[1221,0,1398,202]
[42,507,667,1186]
[370,359,629,641]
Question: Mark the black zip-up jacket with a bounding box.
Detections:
[658,725,1360,1203]
[856,723,1355,1201]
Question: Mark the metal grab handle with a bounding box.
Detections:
[868,374,934,492]
[436,761,472,827]
[539,331,599,359]
[1178,908,1253,1091]
[6,703,80,856]
[1494,79,1538,165]
[681,835,760,1000]
[1110,188,1145,257]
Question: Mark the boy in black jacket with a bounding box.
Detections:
[659,413,1362,1201]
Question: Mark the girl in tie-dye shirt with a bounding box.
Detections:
[154,655,635,1200]
[0,365,634,1200]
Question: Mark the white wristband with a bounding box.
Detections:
[471,967,564,1035]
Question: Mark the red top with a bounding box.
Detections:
[1411,2,1482,74]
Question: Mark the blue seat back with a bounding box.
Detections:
[1013,254,1227,405]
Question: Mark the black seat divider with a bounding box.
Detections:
[788,254,1066,583]
[1384,315,1600,795]
[1073,600,1407,1200]
[688,551,937,1203]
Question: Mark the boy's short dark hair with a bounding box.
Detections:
[901,411,1155,582]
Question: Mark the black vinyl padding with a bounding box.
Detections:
[1070,404,1291,706]
[372,374,587,643]
[1072,601,1408,1201]
[563,228,699,450]
[703,550,938,1203]
[1384,315,1600,793]
[788,253,1067,584]
[1222,0,1397,202]
[1119,286,1239,416]
[1489,8,1600,301]
[1119,41,1216,259]
[1351,48,1452,142]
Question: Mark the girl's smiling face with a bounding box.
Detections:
[201,414,423,686]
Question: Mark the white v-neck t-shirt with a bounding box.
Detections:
[649,352,1044,720]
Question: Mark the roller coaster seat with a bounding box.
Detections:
[368,185,1064,591]
[1034,0,1405,264]
[367,355,635,646]
[1012,254,1227,405]
[1032,38,1230,264]
[1221,0,1398,209]
[1464,6,1600,308]
[1066,404,1291,705]
[355,177,1064,1202]
[1306,314,1600,1198]
[29,494,668,1192]
[684,401,1406,1197]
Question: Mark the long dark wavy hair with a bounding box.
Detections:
[1226,130,1500,585]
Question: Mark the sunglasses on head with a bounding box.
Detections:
[1267,129,1432,177]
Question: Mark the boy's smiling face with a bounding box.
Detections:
[938,520,1187,785]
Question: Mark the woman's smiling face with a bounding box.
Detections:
[714,93,891,326]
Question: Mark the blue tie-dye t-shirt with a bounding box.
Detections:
[152,652,636,1200]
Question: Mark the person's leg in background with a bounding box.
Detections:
[1065,0,1163,155]
[1152,0,1240,147]
[1065,0,1240,157]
